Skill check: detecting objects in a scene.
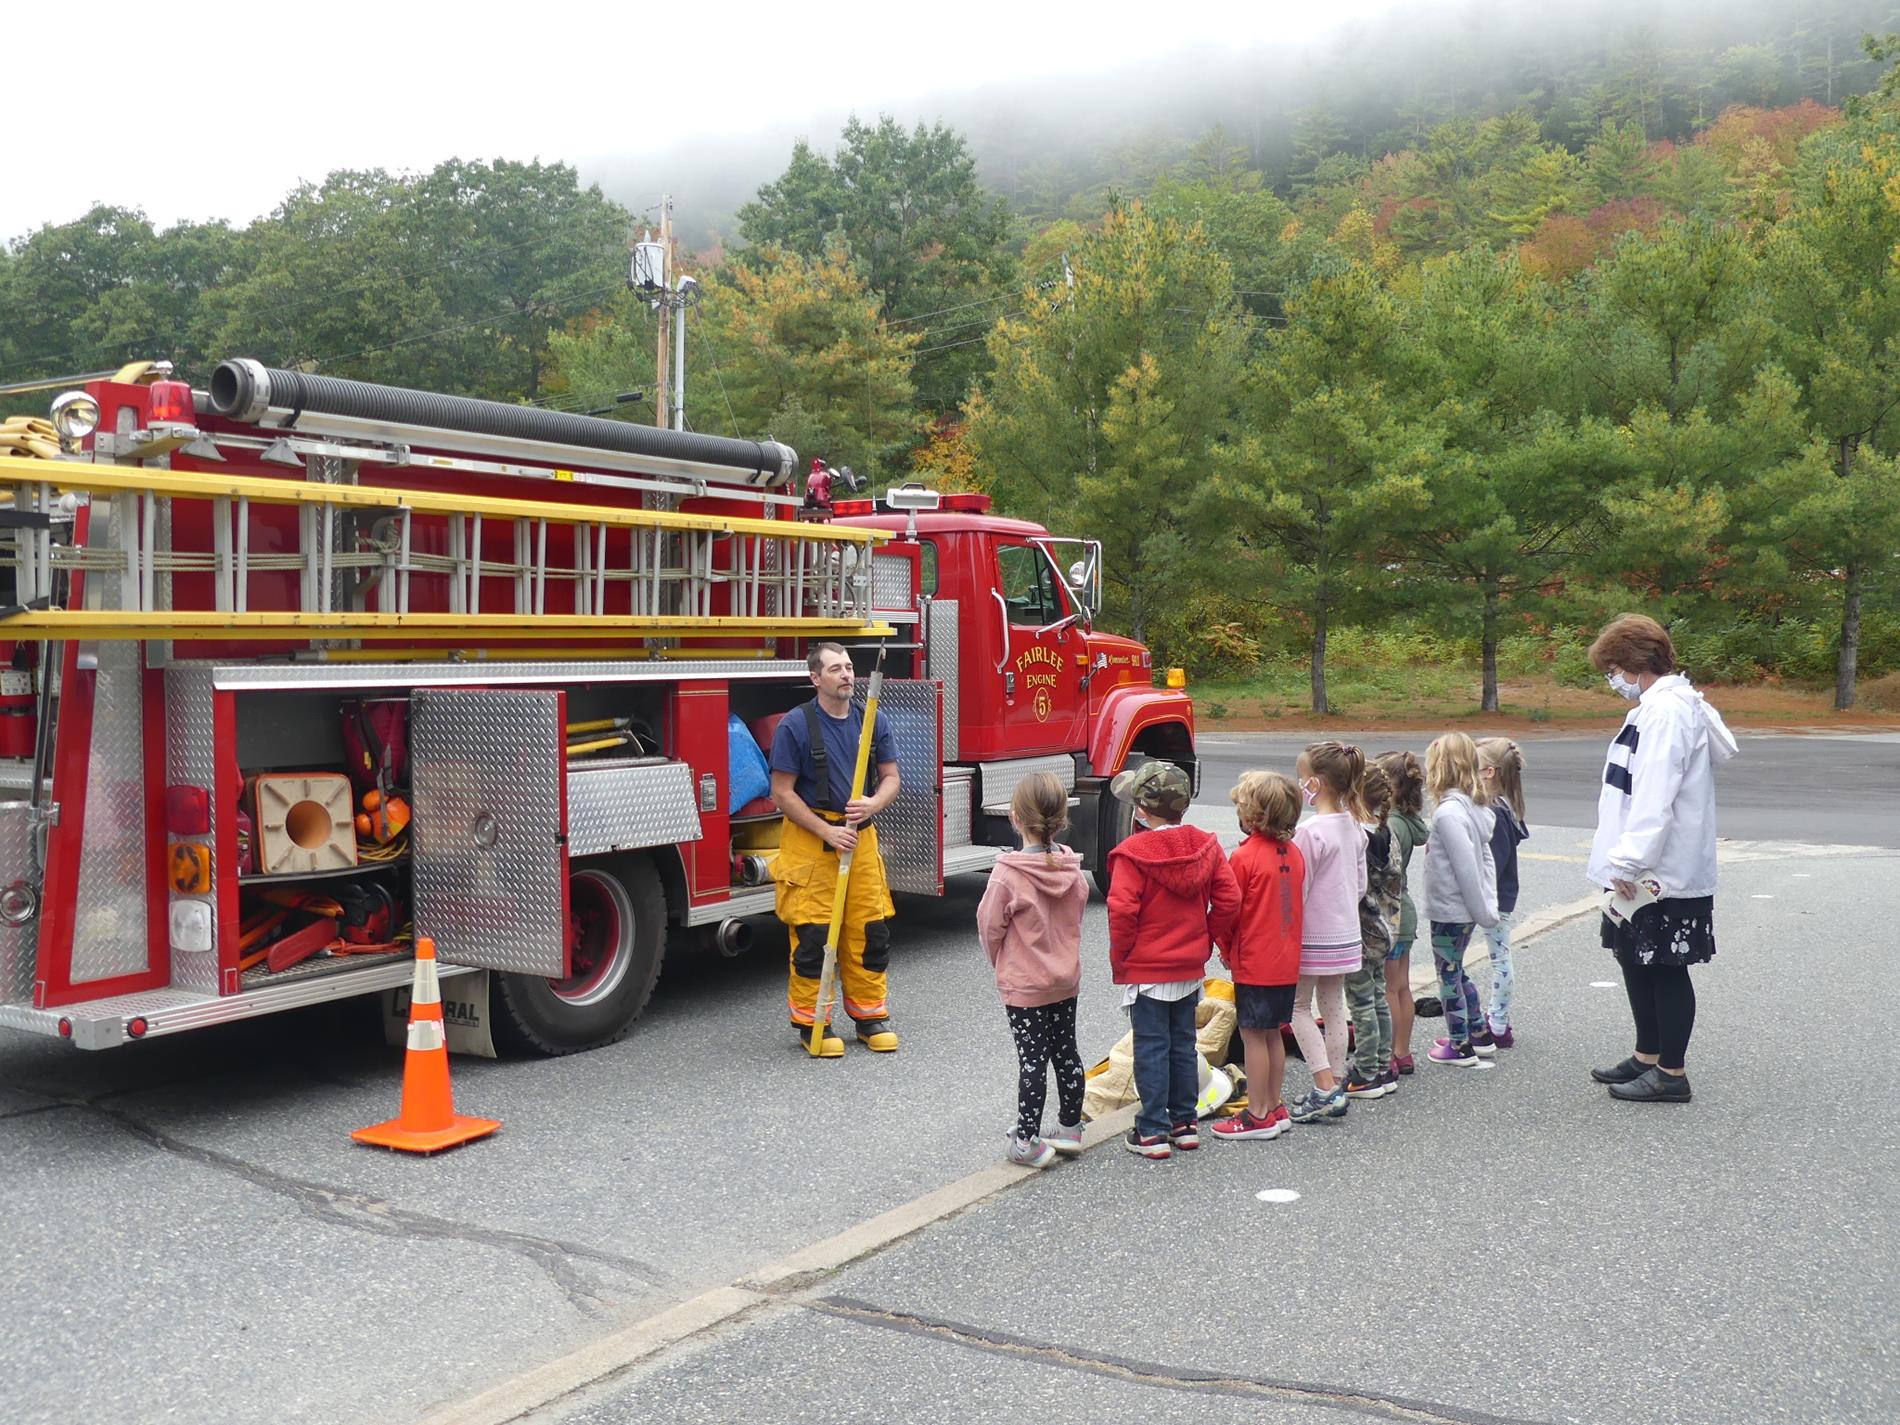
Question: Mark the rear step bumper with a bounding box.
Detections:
[0,958,478,1049]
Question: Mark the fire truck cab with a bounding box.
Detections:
[0,363,1195,1056]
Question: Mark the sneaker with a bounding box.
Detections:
[1343,1068,1390,1100]
[1323,1086,1351,1118]
[1006,1132,1057,1168]
[1288,1089,1333,1124]
[1044,1121,1085,1156]
[1123,1128,1171,1159]
[1210,1107,1289,1140]
[1169,1120,1201,1151]
[1470,1028,1497,1057]
[1590,1055,1652,1084]
[1607,1066,1692,1103]
[1391,1054,1416,1076]
[1380,1068,1400,1095]
[1489,1026,1515,1049]
[1427,1037,1479,1067]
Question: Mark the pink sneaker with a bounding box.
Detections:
[1490,1026,1515,1049]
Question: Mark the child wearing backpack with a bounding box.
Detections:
[978,773,1091,1169]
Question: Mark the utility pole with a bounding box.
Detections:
[654,195,673,429]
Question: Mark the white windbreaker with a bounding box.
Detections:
[1587,674,1739,899]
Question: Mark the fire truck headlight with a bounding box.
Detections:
[50,391,99,443]
[0,881,38,926]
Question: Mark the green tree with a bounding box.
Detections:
[551,247,921,485]
[1753,100,1900,705]
[965,202,1244,643]
[1401,250,1606,710]
[738,117,1013,413]
[1219,259,1434,713]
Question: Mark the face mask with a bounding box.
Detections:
[1299,779,1319,806]
[1606,671,1641,701]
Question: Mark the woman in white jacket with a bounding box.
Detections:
[1585,615,1738,1104]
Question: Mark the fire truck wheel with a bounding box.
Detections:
[1092,778,1138,898]
[491,856,666,1055]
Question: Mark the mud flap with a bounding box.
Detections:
[384,970,496,1058]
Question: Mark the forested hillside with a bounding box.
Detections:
[2,0,1896,709]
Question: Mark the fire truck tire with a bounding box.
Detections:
[1092,779,1138,897]
[491,856,666,1055]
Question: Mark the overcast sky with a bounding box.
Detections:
[5,0,1393,241]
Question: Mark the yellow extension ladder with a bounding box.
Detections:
[0,452,892,651]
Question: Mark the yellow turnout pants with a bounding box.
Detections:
[776,816,896,1025]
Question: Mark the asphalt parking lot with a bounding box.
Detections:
[1,731,1895,1425]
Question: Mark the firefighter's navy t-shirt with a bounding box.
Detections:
[770,700,896,812]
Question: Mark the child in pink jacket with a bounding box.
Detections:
[978,772,1090,1169]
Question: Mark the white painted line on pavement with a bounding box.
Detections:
[1255,1188,1301,1204]
[1590,981,1617,989]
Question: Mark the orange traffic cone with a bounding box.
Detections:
[352,936,500,1154]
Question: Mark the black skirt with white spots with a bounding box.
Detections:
[1600,894,1716,968]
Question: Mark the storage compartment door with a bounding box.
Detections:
[865,678,942,896]
[410,688,569,977]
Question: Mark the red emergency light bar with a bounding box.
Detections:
[831,499,875,516]
[829,493,992,517]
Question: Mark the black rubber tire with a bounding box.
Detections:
[1092,786,1135,898]
[491,855,666,1056]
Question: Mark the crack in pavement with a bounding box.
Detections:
[809,1297,1551,1425]
[77,1100,669,1318]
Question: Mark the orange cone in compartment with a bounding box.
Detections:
[352,938,500,1154]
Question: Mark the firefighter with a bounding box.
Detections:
[769,642,901,1055]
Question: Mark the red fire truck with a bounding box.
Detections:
[0,361,1196,1053]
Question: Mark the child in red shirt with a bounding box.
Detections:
[1212,771,1306,1141]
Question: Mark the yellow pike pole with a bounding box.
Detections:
[808,645,886,1057]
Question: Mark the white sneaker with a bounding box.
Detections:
[1005,1132,1056,1168]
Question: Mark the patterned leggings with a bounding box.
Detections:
[1006,998,1085,1140]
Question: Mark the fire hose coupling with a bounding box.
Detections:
[208,357,273,425]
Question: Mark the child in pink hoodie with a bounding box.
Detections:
[978,772,1091,1169]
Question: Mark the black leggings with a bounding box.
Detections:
[1618,953,1697,1071]
[1006,998,1085,1139]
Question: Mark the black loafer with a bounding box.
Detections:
[1608,1067,1692,1102]
[1590,1055,1651,1084]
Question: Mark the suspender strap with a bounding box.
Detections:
[801,699,832,811]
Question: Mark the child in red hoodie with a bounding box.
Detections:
[1211,771,1305,1142]
[978,773,1091,1170]
[1107,761,1241,1160]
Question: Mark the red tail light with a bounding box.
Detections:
[147,380,195,425]
[127,1016,149,1038]
[165,784,211,836]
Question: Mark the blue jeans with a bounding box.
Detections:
[1129,992,1198,1139]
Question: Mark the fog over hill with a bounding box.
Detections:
[585,0,1891,249]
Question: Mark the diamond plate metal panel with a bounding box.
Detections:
[870,554,915,618]
[567,762,702,857]
[942,773,973,850]
[165,665,219,993]
[854,679,940,896]
[0,802,40,1004]
[410,689,568,976]
[71,637,150,983]
[975,754,1077,815]
[924,600,959,761]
